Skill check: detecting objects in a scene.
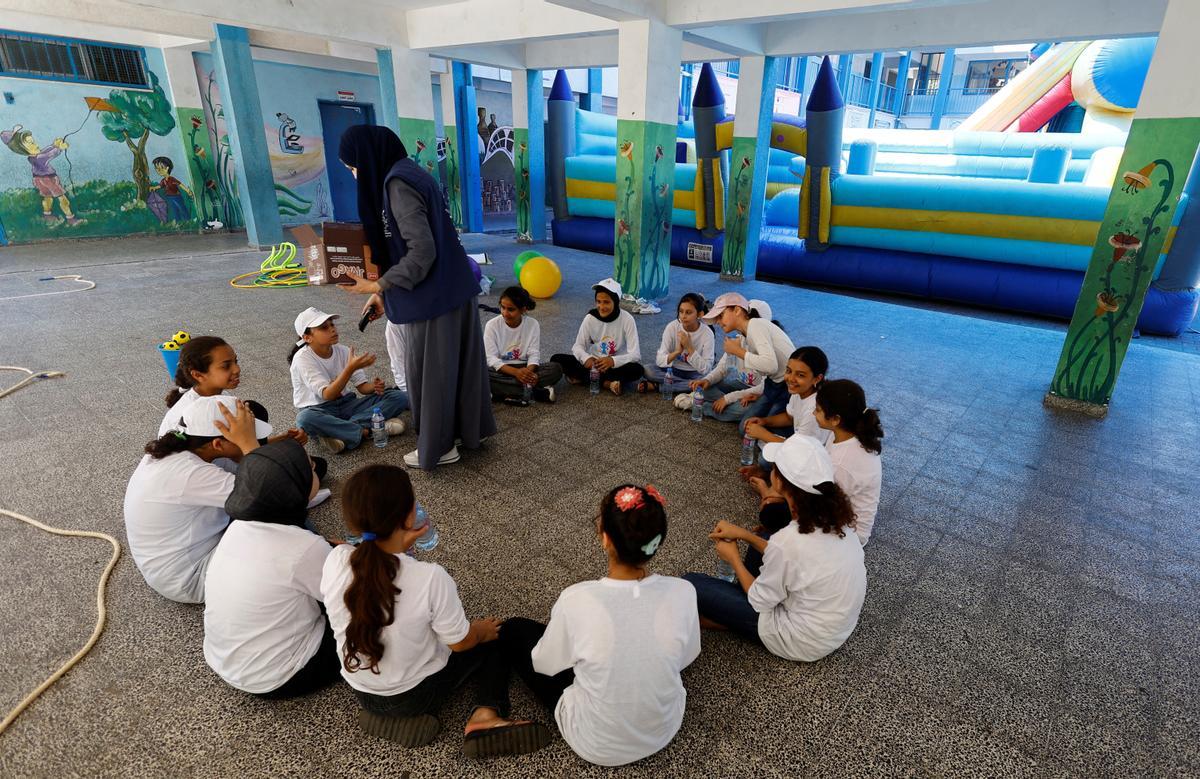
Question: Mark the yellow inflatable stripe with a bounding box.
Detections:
[712,160,725,230]
[673,189,695,210]
[694,164,706,230]
[714,122,734,152]
[1162,227,1176,255]
[566,178,615,200]
[770,123,807,156]
[818,168,831,244]
[799,169,811,238]
[832,205,1102,245]
[766,183,797,199]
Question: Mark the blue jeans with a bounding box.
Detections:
[696,377,753,423]
[682,572,761,640]
[295,390,409,450]
[739,378,789,434]
[642,365,701,394]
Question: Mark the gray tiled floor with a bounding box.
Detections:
[0,232,1197,777]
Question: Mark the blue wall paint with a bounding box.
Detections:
[526,68,546,242]
[375,49,399,133]
[194,51,384,228]
[453,62,484,233]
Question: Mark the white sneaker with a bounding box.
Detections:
[307,488,331,509]
[385,418,407,435]
[403,445,461,468]
[546,386,556,403]
[319,436,346,454]
[674,392,694,411]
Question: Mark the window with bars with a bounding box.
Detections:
[0,31,148,88]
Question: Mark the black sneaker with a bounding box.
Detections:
[501,396,530,407]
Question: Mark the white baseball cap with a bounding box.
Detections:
[702,291,751,323]
[178,395,273,440]
[748,299,772,322]
[593,278,622,298]
[294,307,337,346]
[761,435,835,494]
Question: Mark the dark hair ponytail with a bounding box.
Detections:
[790,345,829,381]
[599,484,668,567]
[166,336,228,407]
[500,285,536,311]
[771,472,856,537]
[287,332,309,364]
[816,379,883,454]
[144,431,216,459]
[339,464,417,674]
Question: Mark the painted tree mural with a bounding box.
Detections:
[99,72,177,203]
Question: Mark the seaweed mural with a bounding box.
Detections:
[194,71,244,229]
[614,120,675,300]
[721,139,756,278]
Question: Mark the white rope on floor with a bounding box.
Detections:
[0,366,66,400]
[0,274,95,302]
[0,508,121,736]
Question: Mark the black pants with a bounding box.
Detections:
[549,354,644,387]
[488,363,564,399]
[255,620,341,700]
[497,617,574,712]
[353,642,511,719]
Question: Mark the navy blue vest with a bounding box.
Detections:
[380,158,478,325]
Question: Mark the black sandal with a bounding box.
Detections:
[462,721,552,759]
[358,711,440,747]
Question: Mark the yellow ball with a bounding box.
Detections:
[160,341,180,351]
[519,256,562,299]
[172,330,191,345]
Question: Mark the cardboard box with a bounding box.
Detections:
[291,222,378,286]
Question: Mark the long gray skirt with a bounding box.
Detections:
[401,299,497,469]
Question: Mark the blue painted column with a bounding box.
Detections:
[210,24,282,247]
[836,54,852,94]
[376,49,399,133]
[865,51,884,128]
[930,48,956,130]
[794,56,809,111]
[452,62,484,233]
[893,51,912,114]
[526,70,547,241]
[679,64,694,120]
[582,67,604,112]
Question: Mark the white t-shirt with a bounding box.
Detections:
[827,437,883,545]
[484,315,541,369]
[742,318,795,384]
[702,341,765,403]
[123,452,237,603]
[786,393,831,444]
[203,521,331,693]
[320,546,470,695]
[531,576,701,767]
[158,388,216,436]
[569,311,641,368]
[290,344,368,409]
[748,521,866,662]
[655,320,715,374]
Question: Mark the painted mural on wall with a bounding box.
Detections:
[614,120,676,301]
[1049,116,1200,407]
[192,69,245,229]
[721,137,756,277]
[0,70,194,242]
[513,128,532,242]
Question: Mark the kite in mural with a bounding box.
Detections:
[275,112,303,155]
[1,124,84,226]
[148,156,194,223]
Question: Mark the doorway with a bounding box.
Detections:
[318,100,376,222]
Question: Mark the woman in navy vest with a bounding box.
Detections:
[339,125,495,469]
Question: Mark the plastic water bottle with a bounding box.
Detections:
[740,435,757,466]
[715,558,736,583]
[662,367,674,400]
[522,381,533,404]
[371,407,387,448]
[589,367,601,395]
[690,389,704,422]
[413,503,439,552]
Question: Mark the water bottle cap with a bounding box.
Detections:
[373,406,381,413]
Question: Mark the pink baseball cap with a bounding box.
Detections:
[701,291,751,323]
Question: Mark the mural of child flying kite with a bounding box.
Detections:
[1,125,84,226]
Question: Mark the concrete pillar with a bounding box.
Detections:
[582,67,604,112]
[511,68,546,243]
[893,51,913,115]
[210,25,282,247]
[453,62,484,233]
[930,48,956,130]
[865,51,884,128]
[1046,0,1200,415]
[719,56,778,281]
[836,54,851,95]
[613,19,683,301]
[376,47,437,173]
[794,56,809,112]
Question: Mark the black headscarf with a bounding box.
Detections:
[338,125,408,273]
[589,286,622,323]
[224,439,314,528]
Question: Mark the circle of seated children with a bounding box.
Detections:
[121,280,885,766]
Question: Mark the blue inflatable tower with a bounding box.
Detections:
[546,70,576,222]
[801,56,844,251]
[691,63,727,238]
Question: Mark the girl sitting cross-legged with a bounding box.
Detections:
[639,292,714,395]
[549,278,644,396]
[483,285,563,405]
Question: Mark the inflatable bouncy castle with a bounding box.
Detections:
[548,39,1200,336]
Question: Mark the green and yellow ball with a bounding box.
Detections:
[172,330,191,345]
[160,341,180,351]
